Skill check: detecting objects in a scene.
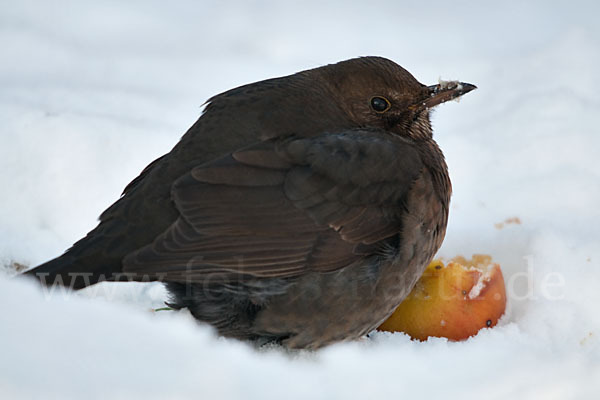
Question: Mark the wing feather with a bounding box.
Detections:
[123,130,423,282]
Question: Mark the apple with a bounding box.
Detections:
[378,254,506,341]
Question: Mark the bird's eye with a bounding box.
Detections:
[370,96,391,113]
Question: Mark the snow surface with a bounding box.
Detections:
[1,1,600,399]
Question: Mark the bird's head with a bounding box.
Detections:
[313,57,476,141]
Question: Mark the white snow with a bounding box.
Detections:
[1,1,600,399]
[466,267,493,300]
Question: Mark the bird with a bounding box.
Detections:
[25,57,476,349]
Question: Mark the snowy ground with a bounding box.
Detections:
[1,1,600,399]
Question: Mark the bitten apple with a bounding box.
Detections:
[378,255,506,341]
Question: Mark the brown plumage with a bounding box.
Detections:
[25,57,475,349]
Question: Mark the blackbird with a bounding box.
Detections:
[25,57,475,349]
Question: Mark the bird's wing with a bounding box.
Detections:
[120,154,168,196]
[123,130,424,282]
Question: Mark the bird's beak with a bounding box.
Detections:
[413,81,477,110]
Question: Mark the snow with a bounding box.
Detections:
[1,0,600,398]
[467,267,494,301]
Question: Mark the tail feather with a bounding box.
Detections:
[24,230,130,290]
[24,253,123,290]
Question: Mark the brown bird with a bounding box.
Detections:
[25,57,475,349]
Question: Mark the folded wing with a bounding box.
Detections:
[123,130,424,282]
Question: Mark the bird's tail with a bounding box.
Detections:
[23,233,128,290]
[24,255,110,290]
